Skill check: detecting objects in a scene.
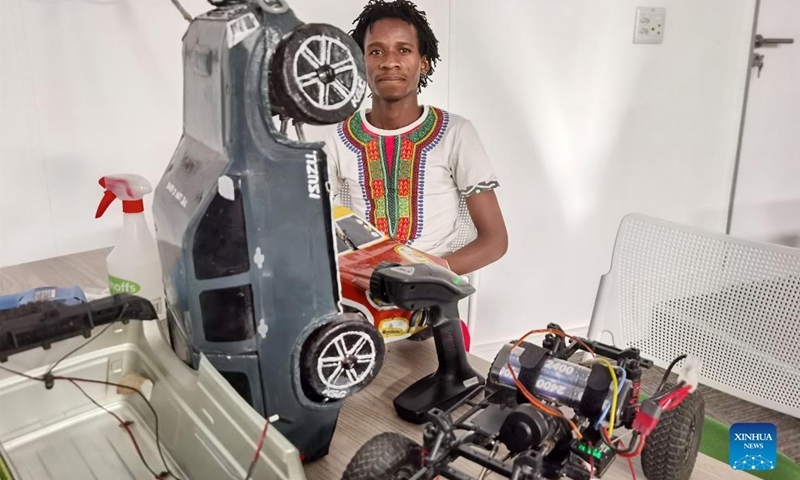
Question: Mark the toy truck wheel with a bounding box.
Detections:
[341,432,423,480]
[641,387,705,480]
[270,23,366,125]
[301,316,385,401]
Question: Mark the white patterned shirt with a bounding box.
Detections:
[322,105,499,256]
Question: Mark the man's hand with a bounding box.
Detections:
[443,190,508,275]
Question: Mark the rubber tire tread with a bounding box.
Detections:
[300,316,385,401]
[269,24,365,125]
[341,432,423,480]
[641,388,705,480]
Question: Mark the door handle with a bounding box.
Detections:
[755,34,794,48]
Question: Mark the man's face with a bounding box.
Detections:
[363,18,429,103]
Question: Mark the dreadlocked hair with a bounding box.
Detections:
[350,0,440,92]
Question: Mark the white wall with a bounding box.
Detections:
[730,0,800,247]
[0,0,209,267]
[1,0,761,354]
[448,0,757,348]
[0,0,448,268]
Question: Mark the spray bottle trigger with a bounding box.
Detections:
[96,190,118,218]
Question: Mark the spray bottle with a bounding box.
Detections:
[95,174,164,317]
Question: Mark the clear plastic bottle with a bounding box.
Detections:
[95,174,164,318]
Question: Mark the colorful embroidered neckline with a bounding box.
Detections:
[339,106,449,243]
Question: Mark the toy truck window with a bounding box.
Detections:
[336,215,384,251]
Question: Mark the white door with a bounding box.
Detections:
[729,0,799,246]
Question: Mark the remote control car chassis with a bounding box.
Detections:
[342,323,704,480]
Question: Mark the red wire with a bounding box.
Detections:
[614,439,638,480]
[601,427,619,448]
[614,440,638,480]
[602,427,646,459]
[0,342,174,479]
[659,386,692,411]
[625,455,637,480]
[119,421,167,479]
[662,385,691,401]
[617,435,646,458]
[65,378,167,479]
[253,419,270,462]
[244,417,271,480]
[98,402,146,463]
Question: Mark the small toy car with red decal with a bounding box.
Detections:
[334,206,472,349]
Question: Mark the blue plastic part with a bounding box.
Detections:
[0,286,86,312]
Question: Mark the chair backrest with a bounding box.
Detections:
[588,214,800,418]
[450,194,476,251]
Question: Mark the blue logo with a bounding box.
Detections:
[730,423,777,471]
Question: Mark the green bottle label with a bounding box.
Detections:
[0,455,14,480]
[109,275,141,295]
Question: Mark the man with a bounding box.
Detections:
[324,0,507,275]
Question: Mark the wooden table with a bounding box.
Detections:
[0,250,751,480]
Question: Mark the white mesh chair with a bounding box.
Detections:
[588,214,800,418]
[451,195,481,337]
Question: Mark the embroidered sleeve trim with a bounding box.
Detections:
[461,180,500,197]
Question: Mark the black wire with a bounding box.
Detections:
[601,430,641,455]
[0,364,180,479]
[62,376,182,480]
[46,304,127,376]
[244,459,258,480]
[243,444,260,479]
[0,310,182,480]
[655,354,687,394]
[2,307,120,388]
[0,363,43,382]
[67,379,163,479]
[2,302,126,380]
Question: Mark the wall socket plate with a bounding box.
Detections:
[634,7,666,44]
